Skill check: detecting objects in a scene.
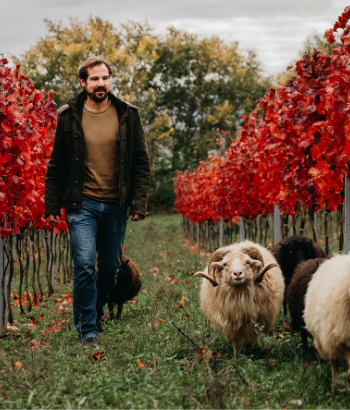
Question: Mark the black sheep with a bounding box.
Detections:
[272,235,326,315]
[286,258,326,344]
[107,255,142,320]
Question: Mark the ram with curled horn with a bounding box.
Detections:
[194,241,284,360]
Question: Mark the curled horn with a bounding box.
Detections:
[193,247,230,287]
[241,245,278,283]
[255,263,279,283]
[193,271,218,287]
[208,247,231,276]
[240,246,264,266]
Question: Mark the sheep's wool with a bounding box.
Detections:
[200,240,285,352]
[304,254,350,360]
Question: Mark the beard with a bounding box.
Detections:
[86,86,108,103]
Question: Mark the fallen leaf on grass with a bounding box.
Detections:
[198,347,220,362]
[38,316,46,321]
[28,340,38,348]
[6,323,19,331]
[89,351,105,361]
[166,274,176,284]
[23,324,36,329]
[11,361,22,370]
[61,293,71,298]
[137,359,145,367]
[126,299,136,303]
[277,334,284,339]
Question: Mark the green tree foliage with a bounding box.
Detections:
[13,17,271,211]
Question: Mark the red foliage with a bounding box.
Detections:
[173,6,350,222]
[0,59,67,236]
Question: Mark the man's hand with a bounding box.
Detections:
[48,215,60,224]
[130,213,142,221]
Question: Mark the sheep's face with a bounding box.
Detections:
[211,252,262,287]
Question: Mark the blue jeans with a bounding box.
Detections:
[66,197,128,340]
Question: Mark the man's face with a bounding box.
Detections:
[80,64,110,103]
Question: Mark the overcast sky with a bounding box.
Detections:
[1,0,349,75]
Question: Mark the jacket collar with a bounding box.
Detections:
[67,90,128,122]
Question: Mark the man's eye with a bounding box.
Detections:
[245,260,250,264]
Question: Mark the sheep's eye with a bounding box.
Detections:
[245,260,250,264]
[223,263,227,267]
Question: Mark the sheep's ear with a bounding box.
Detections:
[250,260,262,271]
[208,248,230,276]
[211,261,224,269]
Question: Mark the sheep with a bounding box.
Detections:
[272,235,326,316]
[194,240,285,360]
[285,258,326,345]
[107,255,142,320]
[304,254,350,391]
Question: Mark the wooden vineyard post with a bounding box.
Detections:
[313,213,318,243]
[345,175,350,254]
[205,221,209,250]
[196,223,200,247]
[219,218,224,248]
[274,205,281,246]
[0,65,7,329]
[50,230,56,290]
[240,217,245,242]
[0,233,8,330]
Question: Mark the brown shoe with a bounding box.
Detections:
[82,336,98,348]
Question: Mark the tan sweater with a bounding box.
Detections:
[82,103,120,201]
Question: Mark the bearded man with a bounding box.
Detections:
[44,56,150,347]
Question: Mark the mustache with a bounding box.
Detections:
[94,87,107,92]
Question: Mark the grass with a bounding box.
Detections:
[1,214,350,409]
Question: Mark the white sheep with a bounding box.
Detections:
[304,254,350,391]
[194,240,284,360]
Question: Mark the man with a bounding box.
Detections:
[44,56,150,347]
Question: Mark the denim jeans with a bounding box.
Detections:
[66,197,128,340]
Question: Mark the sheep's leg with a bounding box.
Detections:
[254,337,260,348]
[231,343,238,361]
[330,359,339,393]
[116,303,123,320]
[283,300,287,317]
[342,347,350,377]
[301,329,308,346]
[108,302,114,320]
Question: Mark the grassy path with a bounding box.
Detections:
[1,214,350,409]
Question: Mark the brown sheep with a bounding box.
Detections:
[286,258,326,345]
[107,255,141,320]
[272,235,326,316]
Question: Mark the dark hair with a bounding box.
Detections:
[78,56,112,81]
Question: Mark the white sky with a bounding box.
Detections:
[1,0,349,75]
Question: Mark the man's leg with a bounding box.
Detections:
[95,202,128,325]
[66,198,101,341]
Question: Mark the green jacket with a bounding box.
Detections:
[44,91,150,218]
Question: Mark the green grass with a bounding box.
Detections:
[1,214,350,409]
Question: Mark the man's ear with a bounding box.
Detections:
[79,78,86,88]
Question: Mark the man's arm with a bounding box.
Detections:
[129,110,151,218]
[44,114,68,219]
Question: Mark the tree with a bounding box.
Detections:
[13,17,271,210]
